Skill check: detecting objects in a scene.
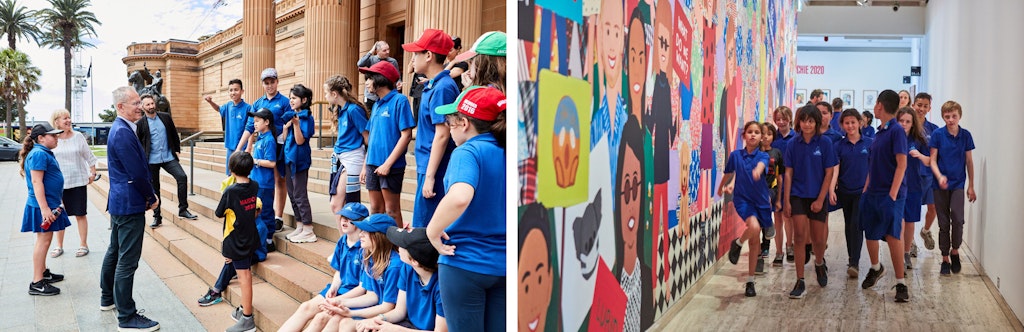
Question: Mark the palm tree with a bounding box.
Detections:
[0,0,42,50]
[37,0,99,116]
[0,48,40,139]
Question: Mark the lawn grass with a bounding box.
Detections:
[90,146,107,157]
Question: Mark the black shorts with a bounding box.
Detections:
[63,186,88,216]
[790,196,827,222]
[364,165,405,194]
[231,258,253,270]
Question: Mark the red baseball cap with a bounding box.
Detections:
[358,61,400,84]
[402,29,454,55]
[435,86,507,122]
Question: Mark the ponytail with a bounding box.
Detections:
[326,75,369,131]
[18,136,34,178]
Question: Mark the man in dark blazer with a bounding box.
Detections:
[101,86,161,331]
[136,93,197,227]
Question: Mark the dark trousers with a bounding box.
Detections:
[213,257,257,292]
[439,264,505,332]
[838,191,864,267]
[101,213,146,322]
[934,189,965,256]
[285,166,313,225]
[149,159,189,219]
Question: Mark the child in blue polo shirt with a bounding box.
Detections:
[913,93,940,251]
[303,214,403,332]
[928,100,976,275]
[352,226,446,331]
[279,202,369,332]
[783,104,838,298]
[858,90,910,303]
[721,121,772,297]
[896,108,931,271]
[20,123,71,296]
[771,106,797,262]
[359,62,415,228]
[761,122,787,267]
[237,68,293,234]
[831,109,872,278]
[427,86,507,331]
[244,109,277,261]
[281,84,317,243]
[403,29,461,228]
[815,101,843,226]
[325,75,369,214]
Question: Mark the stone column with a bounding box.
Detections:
[243,0,275,103]
[407,0,483,88]
[304,0,359,103]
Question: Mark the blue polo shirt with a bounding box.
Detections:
[284,109,315,173]
[415,71,460,175]
[24,145,64,208]
[772,128,796,152]
[398,264,444,330]
[328,235,363,293]
[245,92,292,139]
[220,99,250,150]
[366,89,415,168]
[929,126,975,190]
[360,250,403,305]
[784,134,838,198]
[333,102,368,154]
[906,139,930,193]
[834,136,872,194]
[250,131,277,190]
[920,120,940,186]
[862,126,876,138]
[440,133,505,276]
[821,128,843,148]
[724,148,770,208]
[146,115,174,164]
[830,111,842,131]
[867,118,909,195]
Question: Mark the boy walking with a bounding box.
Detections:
[928,100,976,275]
[215,152,261,332]
[859,90,909,302]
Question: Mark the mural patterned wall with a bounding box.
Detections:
[517,0,798,331]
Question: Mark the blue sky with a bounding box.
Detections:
[14,0,243,124]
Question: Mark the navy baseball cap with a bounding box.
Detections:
[353,214,397,234]
[246,108,274,121]
[337,202,369,221]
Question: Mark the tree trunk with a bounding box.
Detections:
[4,99,12,139]
[8,34,14,50]
[64,43,72,116]
[16,100,25,139]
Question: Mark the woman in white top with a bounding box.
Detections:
[49,109,98,258]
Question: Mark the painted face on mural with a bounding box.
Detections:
[627,16,646,118]
[600,1,624,91]
[656,8,672,74]
[519,229,552,332]
[619,146,641,273]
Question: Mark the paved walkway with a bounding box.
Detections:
[0,161,203,331]
[654,207,1024,331]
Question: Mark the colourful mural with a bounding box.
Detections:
[517,0,798,330]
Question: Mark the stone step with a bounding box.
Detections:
[182,145,419,176]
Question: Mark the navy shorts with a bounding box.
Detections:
[921,174,935,205]
[904,191,924,222]
[859,192,905,241]
[231,258,253,270]
[734,200,773,229]
[789,196,827,222]
[364,165,405,194]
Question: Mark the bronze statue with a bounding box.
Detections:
[128,62,171,113]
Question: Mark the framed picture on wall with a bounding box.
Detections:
[840,90,854,108]
[864,90,878,108]
[795,89,807,105]
[820,89,831,101]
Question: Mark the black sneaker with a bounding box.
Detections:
[786,246,794,262]
[893,283,910,303]
[951,254,962,273]
[197,288,223,306]
[789,279,806,299]
[861,266,885,289]
[43,269,64,283]
[728,240,742,265]
[755,257,765,275]
[118,310,160,332]
[267,241,277,253]
[275,217,284,232]
[745,281,757,297]
[815,263,828,287]
[804,244,813,266]
[772,254,784,267]
[28,280,60,296]
[150,217,162,228]
[179,209,198,220]
[940,261,952,275]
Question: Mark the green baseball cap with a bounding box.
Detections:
[453,31,506,63]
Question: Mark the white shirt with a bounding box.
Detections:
[53,131,98,189]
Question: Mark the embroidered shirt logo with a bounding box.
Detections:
[813,147,822,156]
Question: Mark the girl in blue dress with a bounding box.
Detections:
[20,123,71,296]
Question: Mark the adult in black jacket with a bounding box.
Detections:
[136,93,198,227]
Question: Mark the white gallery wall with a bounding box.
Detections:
[923,0,1024,323]
[795,50,913,122]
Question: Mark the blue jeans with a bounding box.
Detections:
[100,213,146,322]
[213,257,257,292]
[838,191,864,267]
[439,264,505,332]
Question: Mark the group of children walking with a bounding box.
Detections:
[201,28,509,332]
[723,89,976,302]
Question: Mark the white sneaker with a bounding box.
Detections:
[285,225,303,240]
[289,226,317,243]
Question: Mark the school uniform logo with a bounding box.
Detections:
[861,148,868,154]
[380,107,391,117]
[813,147,822,156]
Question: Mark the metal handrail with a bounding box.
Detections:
[180,130,224,196]
[314,101,330,150]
